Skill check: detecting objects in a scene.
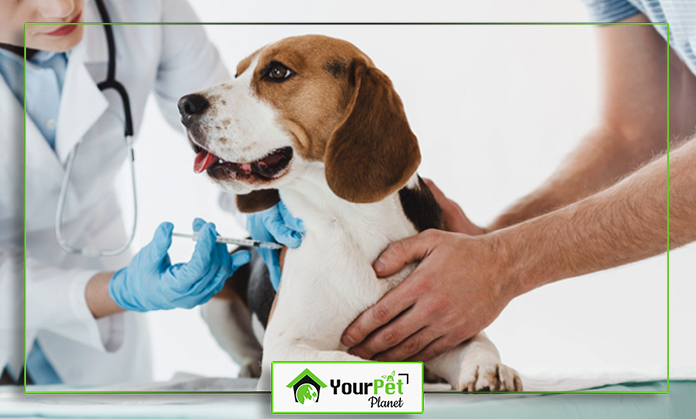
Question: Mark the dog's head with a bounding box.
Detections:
[179,35,421,212]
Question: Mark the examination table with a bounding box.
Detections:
[0,379,693,418]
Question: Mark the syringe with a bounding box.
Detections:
[172,232,283,250]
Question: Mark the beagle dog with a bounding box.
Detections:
[179,35,522,392]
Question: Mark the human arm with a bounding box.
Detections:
[84,271,122,319]
[490,13,675,231]
[340,14,696,360]
[499,136,693,291]
[107,219,250,312]
[343,136,695,361]
[84,218,251,319]
[414,14,683,236]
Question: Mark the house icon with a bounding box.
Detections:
[286,368,328,404]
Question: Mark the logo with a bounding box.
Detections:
[272,362,423,414]
[286,368,328,404]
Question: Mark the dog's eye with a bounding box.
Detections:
[265,62,293,82]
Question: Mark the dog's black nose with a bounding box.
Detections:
[178,94,209,127]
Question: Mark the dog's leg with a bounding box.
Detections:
[256,343,366,390]
[201,298,263,378]
[425,332,522,391]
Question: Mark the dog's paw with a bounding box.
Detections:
[456,362,523,392]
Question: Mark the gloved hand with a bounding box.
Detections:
[246,201,304,291]
[109,218,251,312]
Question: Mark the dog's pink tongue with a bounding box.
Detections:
[194,150,219,174]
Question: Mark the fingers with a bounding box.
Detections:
[348,307,425,360]
[197,250,252,298]
[194,218,230,262]
[422,178,485,236]
[345,231,442,345]
[189,238,230,294]
[422,178,446,203]
[422,177,459,221]
[181,222,218,279]
[262,206,302,248]
[193,217,229,266]
[245,200,302,290]
[216,250,252,293]
[373,231,438,277]
[373,326,443,362]
[278,201,305,233]
[246,214,274,242]
[341,282,418,348]
[231,250,252,270]
[258,247,282,291]
[146,222,174,261]
[192,217,207,233]
[422,178,457,219]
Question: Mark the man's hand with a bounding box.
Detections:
[341,230,518,362]
[341,134,696,362]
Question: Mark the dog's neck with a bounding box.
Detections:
[277,163,418,259]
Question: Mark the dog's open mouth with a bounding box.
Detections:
[193,145,293,181]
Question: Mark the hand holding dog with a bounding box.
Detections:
[342,229,517,362]
[341,180,512,361]
[247,201,305,290]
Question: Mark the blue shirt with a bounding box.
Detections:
[582,0,696,76]
[0,48,68,149]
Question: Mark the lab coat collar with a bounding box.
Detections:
[52,0,113,163]
[53,52,109,163]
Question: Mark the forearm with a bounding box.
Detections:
[489,126,664,231]
[490,15,678,231]
[85,272,124,319]
[499,136,695,295]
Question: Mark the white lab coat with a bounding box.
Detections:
[0,0,229,385]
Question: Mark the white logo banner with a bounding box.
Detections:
[272,362,424,414]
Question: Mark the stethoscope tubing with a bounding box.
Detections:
[55,137,137,257]
[54,0,137,257]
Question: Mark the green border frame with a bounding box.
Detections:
[22,22,670,396]
[271,361,424,414]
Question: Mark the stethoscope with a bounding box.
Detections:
[55,0,137,257]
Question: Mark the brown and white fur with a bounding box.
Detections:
[179,35,522,392]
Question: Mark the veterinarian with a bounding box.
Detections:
[253,0,696,362]
[0,0,261,386]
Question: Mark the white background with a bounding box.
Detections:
[119,0,693,384]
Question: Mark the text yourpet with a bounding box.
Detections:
[329,378,404,395]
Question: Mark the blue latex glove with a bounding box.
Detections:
[246,201,304,291]
[109,218,251,312]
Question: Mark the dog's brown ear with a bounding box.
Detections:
[236,189,280,213]
[325,59,421,203]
